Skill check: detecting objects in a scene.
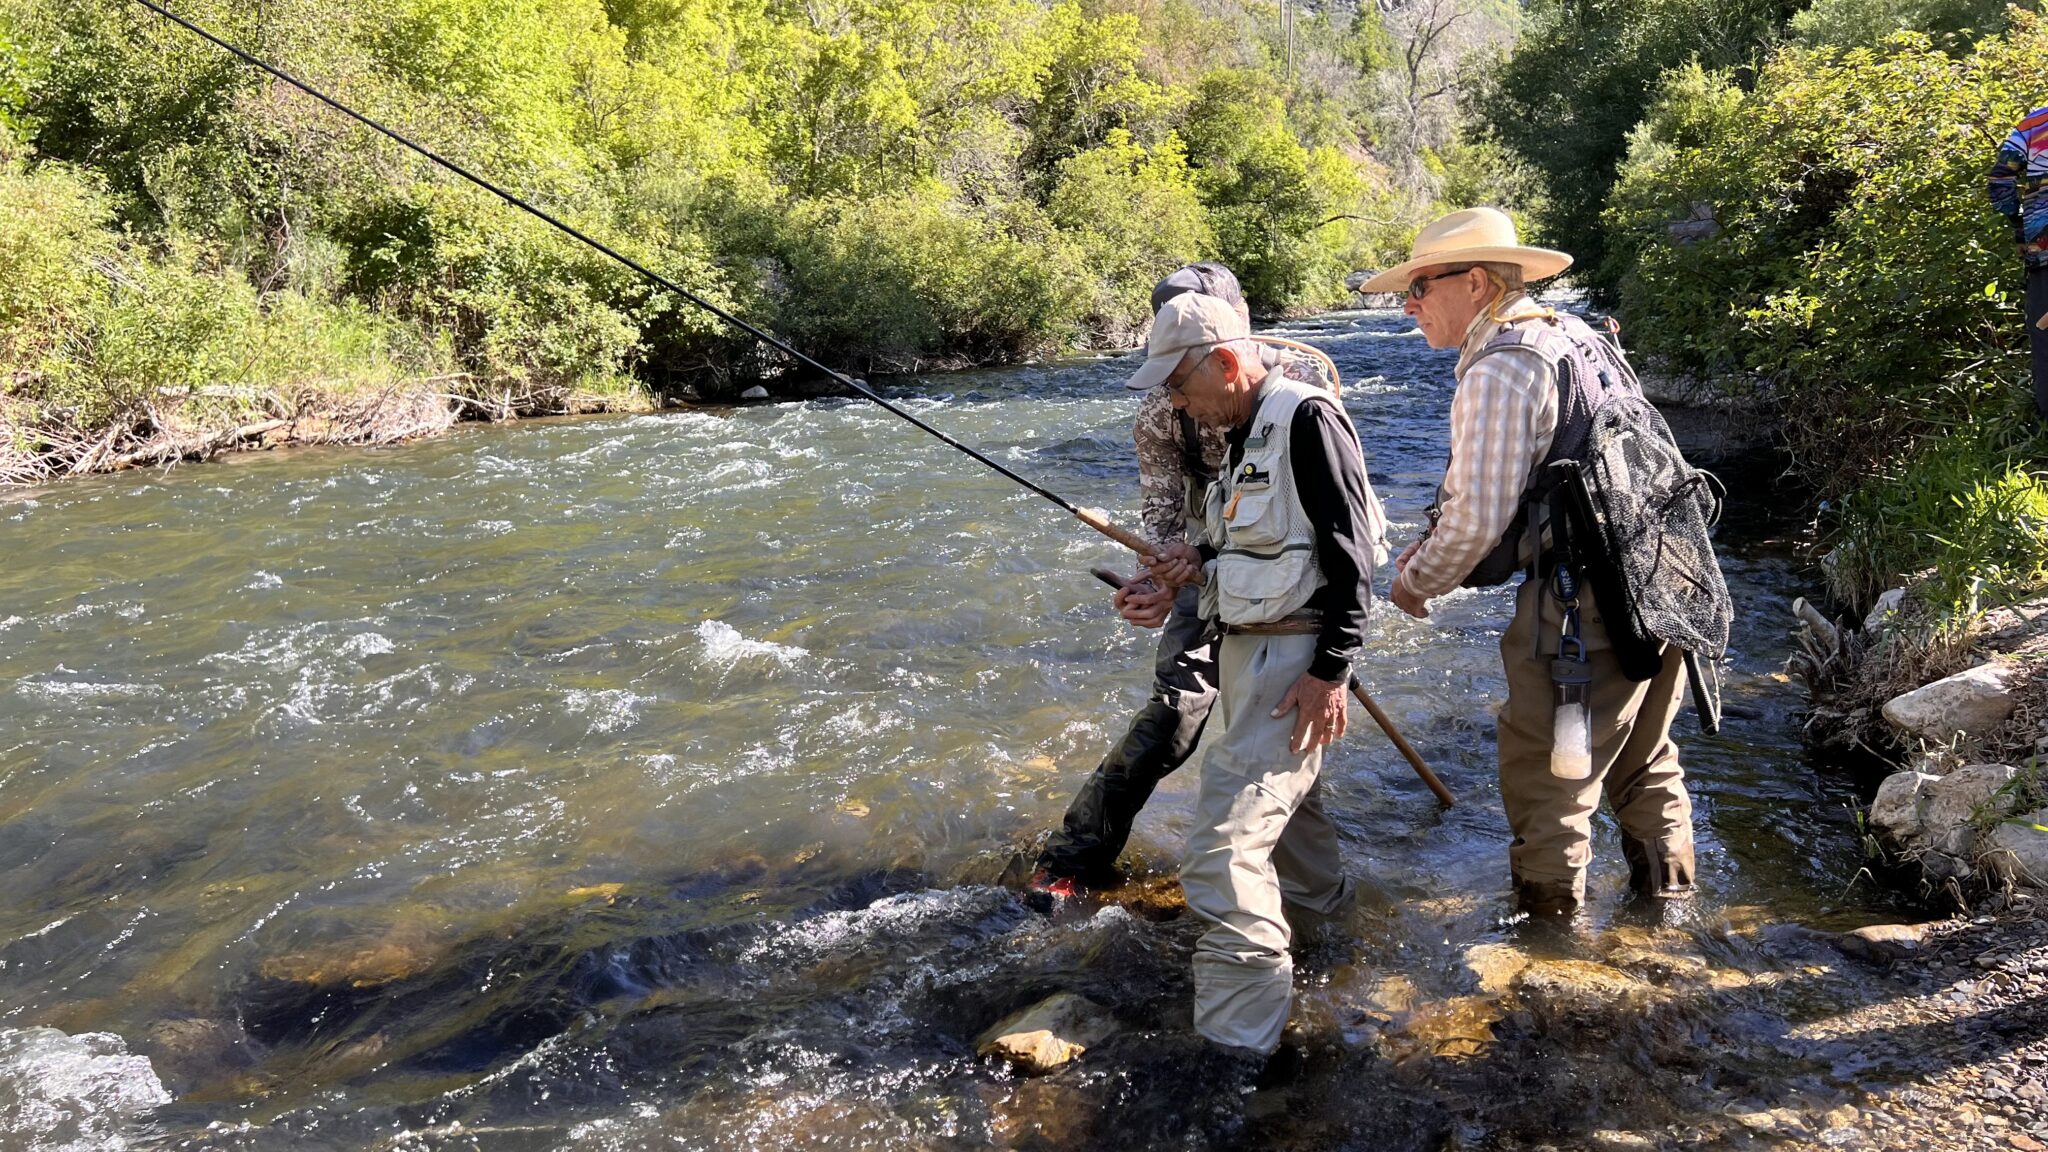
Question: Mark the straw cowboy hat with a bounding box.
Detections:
[1358,207,1572,294]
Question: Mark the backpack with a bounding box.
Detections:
[1544,336,1733,733]
[1455,311,1733,732]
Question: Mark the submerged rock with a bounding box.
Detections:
[1984,809,2048,889]
[1457,943,1529,996]
[975,992,1119,1075]
[1881,664,2016,743]
[1513,960,1654,1034]
[1384,994,1504,1061]
[1832,922,1933,962]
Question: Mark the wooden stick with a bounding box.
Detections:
[1350,681,1455,808]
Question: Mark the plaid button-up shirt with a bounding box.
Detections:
[1395,296,1559,599]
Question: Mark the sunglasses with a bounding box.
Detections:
[1165,348,1215,393]
[1407,267,1474,301]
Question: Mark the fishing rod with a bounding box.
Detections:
[126,0,1159,557]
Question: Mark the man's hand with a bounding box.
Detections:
[1140,542,1203,589]
[1114,578,1174,628]
[1271,671,1349,753]
[1390,571,1431,619]
[1393,538,1421,574]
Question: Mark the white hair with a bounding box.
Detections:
[1477,261,1526,293]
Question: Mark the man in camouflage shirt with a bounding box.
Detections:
[1031,264,1378,895]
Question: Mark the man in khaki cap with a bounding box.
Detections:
[1363,207,1696,919]
[1119,291,1381,1058]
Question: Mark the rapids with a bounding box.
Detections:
[0,308,1898,1149]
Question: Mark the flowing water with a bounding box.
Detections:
[1,308,1901,1150]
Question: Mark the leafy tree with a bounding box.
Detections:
[1047,128,1214,334]
[1477,0,1795,294]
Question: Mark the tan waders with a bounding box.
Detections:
[1497,576,1695,916]
[1180,632,1351,1054]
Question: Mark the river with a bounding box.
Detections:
[0,307,1901,1150]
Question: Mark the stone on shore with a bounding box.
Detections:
[1881,664,2016,743]
[1922,764,2020,855]
[1833,922,1933,962]
[1984,809,2048,889]
[1870,771,1940,843]
[975,992,1118,1075]
[1864,588,1907,636]
[739,385,770,400]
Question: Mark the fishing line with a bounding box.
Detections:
[128,0,1162,548]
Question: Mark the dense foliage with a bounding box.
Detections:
[0,0,1431,431]
[1475,0,1797,299]
[1600,14,2048,611]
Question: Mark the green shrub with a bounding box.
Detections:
[1046,129,1214,337]
[1605,14,2048,613]
[1788,0,2014,49]
[1476,0,1795,295]
[770,191,1090,371]
[1833,408,2048,612]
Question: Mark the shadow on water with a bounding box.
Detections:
[0,306,1947,1150]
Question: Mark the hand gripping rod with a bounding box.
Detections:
[129,0,1153,553]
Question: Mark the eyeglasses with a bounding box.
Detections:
[1165,348,1215,393]
[1407,268,1474,301]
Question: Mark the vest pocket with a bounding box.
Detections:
[1215,547,1317,623]
[1221,487,1288,548]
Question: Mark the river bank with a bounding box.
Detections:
[0,376,655,487]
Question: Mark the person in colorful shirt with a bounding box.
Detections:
[1029,264,1387,897]
[1988,104,2048,414]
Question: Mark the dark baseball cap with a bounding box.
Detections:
[1150,262,1246,316]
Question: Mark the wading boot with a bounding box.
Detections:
[1513,875,1584,921]
[1622,836,1696,901]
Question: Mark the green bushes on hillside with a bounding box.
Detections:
[1602,14,2048,610]
[0,0,1428,470]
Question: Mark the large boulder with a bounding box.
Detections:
[1868,771,1939,843]
[1921,764,2018,856]
[974,992,1118,1075]
[1881,664,2016,743]
[1984,810,2048,889]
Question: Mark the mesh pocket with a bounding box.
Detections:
[1582,400,1732,660]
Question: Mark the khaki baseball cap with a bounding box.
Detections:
[1126,292,1251,391]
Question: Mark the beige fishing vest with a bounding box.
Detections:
[1200,377,1335,625]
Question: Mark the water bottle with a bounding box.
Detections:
[1550,645,1593,781]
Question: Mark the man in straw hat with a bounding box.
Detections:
[1363,207,1697,919]
[1115,290,1384,1059]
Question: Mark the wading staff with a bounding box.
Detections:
[128,0,1154,559]
[1089,567,1453,807]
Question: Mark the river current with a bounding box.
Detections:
[1,308,1894,1149]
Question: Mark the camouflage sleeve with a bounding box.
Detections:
[1132,387,1188,550]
